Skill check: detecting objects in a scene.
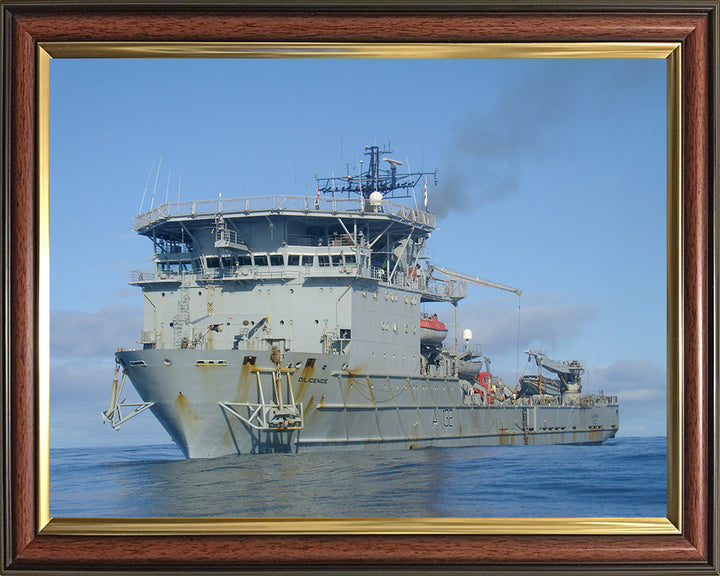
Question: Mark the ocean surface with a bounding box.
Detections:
[50,436,666,518]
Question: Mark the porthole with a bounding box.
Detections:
[163,358,172,366]
[243,320,249,326]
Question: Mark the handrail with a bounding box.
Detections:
[129,264,466,300]
[133,195,435,231]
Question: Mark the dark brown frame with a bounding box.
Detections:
[1,1,717,574]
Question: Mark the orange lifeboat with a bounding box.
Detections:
[420,314,448,344]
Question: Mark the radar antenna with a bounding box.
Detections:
[315,144,438,200]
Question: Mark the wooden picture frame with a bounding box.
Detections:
[1,1,717,573]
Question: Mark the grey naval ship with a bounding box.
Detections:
[103,145,619,458]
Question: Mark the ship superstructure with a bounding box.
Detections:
[103,145,619,458]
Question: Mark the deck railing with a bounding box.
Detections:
[133,195,435,231]
[129,264,466,301]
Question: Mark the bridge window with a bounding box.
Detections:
[318,255,330,267]
[344,254,356,265]
[237,255,252,267]
[269,254,284,266]
[254,255,268,266]
[301,255,314,266]
[222,257,234,268]
[287,254,300,265]
[331,255,342,266]
[206,256,219,268]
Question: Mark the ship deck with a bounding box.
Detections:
[133,195,436,236]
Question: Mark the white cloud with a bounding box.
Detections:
[49,304,170,447]
[588,358,666,397]
[458,292,595,354]
[50,304,142,360]
[50,352,170,448]
[51,361,110,399]
[617,388,657,401]
[587,358,667,437]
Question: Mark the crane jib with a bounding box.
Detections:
[428,264,522,296]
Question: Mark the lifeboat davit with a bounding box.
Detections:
[420,314,448,344]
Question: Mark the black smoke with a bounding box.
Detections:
[431,63,578,218]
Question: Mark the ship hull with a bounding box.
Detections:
[117,349,619,458]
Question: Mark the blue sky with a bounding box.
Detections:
[49,57,667,447]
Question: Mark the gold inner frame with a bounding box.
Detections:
[36,42,682,536]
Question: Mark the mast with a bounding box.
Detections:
[315,144,437,200]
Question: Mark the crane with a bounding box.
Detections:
[524,349,584,389]
[427,264,522,296]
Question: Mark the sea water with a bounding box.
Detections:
[49,436,666,518]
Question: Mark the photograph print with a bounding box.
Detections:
[48,56,667,519]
